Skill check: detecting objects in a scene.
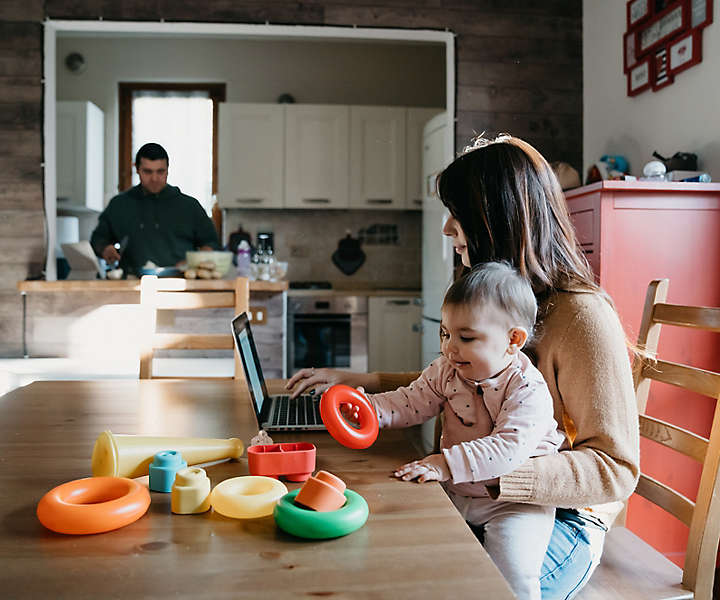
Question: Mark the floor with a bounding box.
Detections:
[0,358,235,397]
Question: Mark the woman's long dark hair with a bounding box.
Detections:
[438,136,599,304]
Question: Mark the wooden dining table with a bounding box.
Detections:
[0,378,514,599]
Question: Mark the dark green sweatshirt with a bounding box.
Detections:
[90,184,220,275]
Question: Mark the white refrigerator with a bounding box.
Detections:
[421,112,454,368]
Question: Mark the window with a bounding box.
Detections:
[118,83,226,214]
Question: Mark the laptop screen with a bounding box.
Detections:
[231,312,270,421]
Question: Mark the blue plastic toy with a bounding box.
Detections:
[149,450,187,493]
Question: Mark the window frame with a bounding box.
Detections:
[118,82,227,193]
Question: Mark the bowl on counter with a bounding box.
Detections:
[270,261,288,281]
[185,251,233,276]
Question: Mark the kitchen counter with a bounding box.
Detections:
[16,278,287,377]
[288,288,420,298]
[17,279,288,292]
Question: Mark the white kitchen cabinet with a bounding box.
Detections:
[368,296,422,372]
[217,104,284,209]
[56,101,104,212]
[406,108,444,210]
[285,105,349,209]
[349,106,406,210]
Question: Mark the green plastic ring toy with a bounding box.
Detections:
[273,489,369,539]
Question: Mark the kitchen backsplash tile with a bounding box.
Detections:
[223,209,421,289]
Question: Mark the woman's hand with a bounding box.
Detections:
[285,369,379,399]
[393,454,451,483]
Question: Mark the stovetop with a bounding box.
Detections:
[289,281,333,289]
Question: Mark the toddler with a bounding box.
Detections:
[364,262,565,600]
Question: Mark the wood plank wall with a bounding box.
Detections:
[0,0,582,357]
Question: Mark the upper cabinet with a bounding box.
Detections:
[218,104,284,209]
[217,103,442,210]
[349,106,406,210]
[56,101,104,212]
[285,105,349,209]
[406,108,444,210]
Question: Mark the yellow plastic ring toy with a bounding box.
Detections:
[210,476,288,519]
[37,477,150,535]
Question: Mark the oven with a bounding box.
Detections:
[287,295,368,375]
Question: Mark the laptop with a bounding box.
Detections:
[231,312,325,431]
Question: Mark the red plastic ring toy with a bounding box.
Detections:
[37,477,151,535]
[320,384,379,449]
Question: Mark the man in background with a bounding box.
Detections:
[91,142,219,275]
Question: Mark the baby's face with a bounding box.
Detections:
[440,302,518,381]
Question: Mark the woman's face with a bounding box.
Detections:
[443,216,471,267]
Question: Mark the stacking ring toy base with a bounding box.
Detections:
[210,476,288,519]
[274,489,369,539]
[37,477,150,535]
[320,385,379,449]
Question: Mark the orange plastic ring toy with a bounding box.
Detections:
[37,477,151,535]
[320,385,379,450]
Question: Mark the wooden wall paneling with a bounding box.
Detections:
[439,0,582,16]
[458,61,583,91]
[456,112,582,146]
[0,182,43,211]
[0,0,43,21]
[457,35,581,64]
[457,84,581,115]
[0,130,42,157]
[0,238,44,266]
[0,291,23,356]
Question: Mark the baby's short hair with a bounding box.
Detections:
[443,262,537,338]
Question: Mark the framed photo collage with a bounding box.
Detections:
[624,0,712,96]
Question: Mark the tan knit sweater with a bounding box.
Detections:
[378,291,640,527]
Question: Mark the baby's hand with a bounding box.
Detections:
[338,387,366,426]
[393,454,451,483]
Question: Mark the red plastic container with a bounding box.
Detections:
[247,442,316,482]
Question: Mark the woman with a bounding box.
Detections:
[286,135,639,599]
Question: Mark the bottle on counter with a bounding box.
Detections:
[236,240,251,278]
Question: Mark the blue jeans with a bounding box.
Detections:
[540,509,607,600]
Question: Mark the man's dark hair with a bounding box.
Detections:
[135,142,169,166]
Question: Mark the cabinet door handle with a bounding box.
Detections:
[388,299,410,305]
[235,198,264,204]
[366,198,393,204]
[412,323,423,333]
[412,198,422,206]
[302,198,331,204]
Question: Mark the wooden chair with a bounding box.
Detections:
[139,275,249,379]
[579,279,720,599]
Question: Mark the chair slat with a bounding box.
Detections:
[155,291,235,310]
[653,303,720,332]
[153,333,234,350]
[641,359,720,399]
[635,474,694,526]
[639,414,708,463]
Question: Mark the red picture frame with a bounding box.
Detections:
[635,0,690,57]
[667,29,703,75]
[651,46,674,90]
[690,0,713,28]
[627,55,652,96]
[627,0,652,29]
[623,30,639,72]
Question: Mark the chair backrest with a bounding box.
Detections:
[632,279,720,597]
[139,275,249,379]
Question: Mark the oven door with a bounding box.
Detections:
[287,297,368,375]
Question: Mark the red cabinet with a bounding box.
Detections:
[565,180,720,566]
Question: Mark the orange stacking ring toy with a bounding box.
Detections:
[37,477,151,535]
[320,385,379,450]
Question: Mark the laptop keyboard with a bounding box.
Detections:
[271,395,321,427]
